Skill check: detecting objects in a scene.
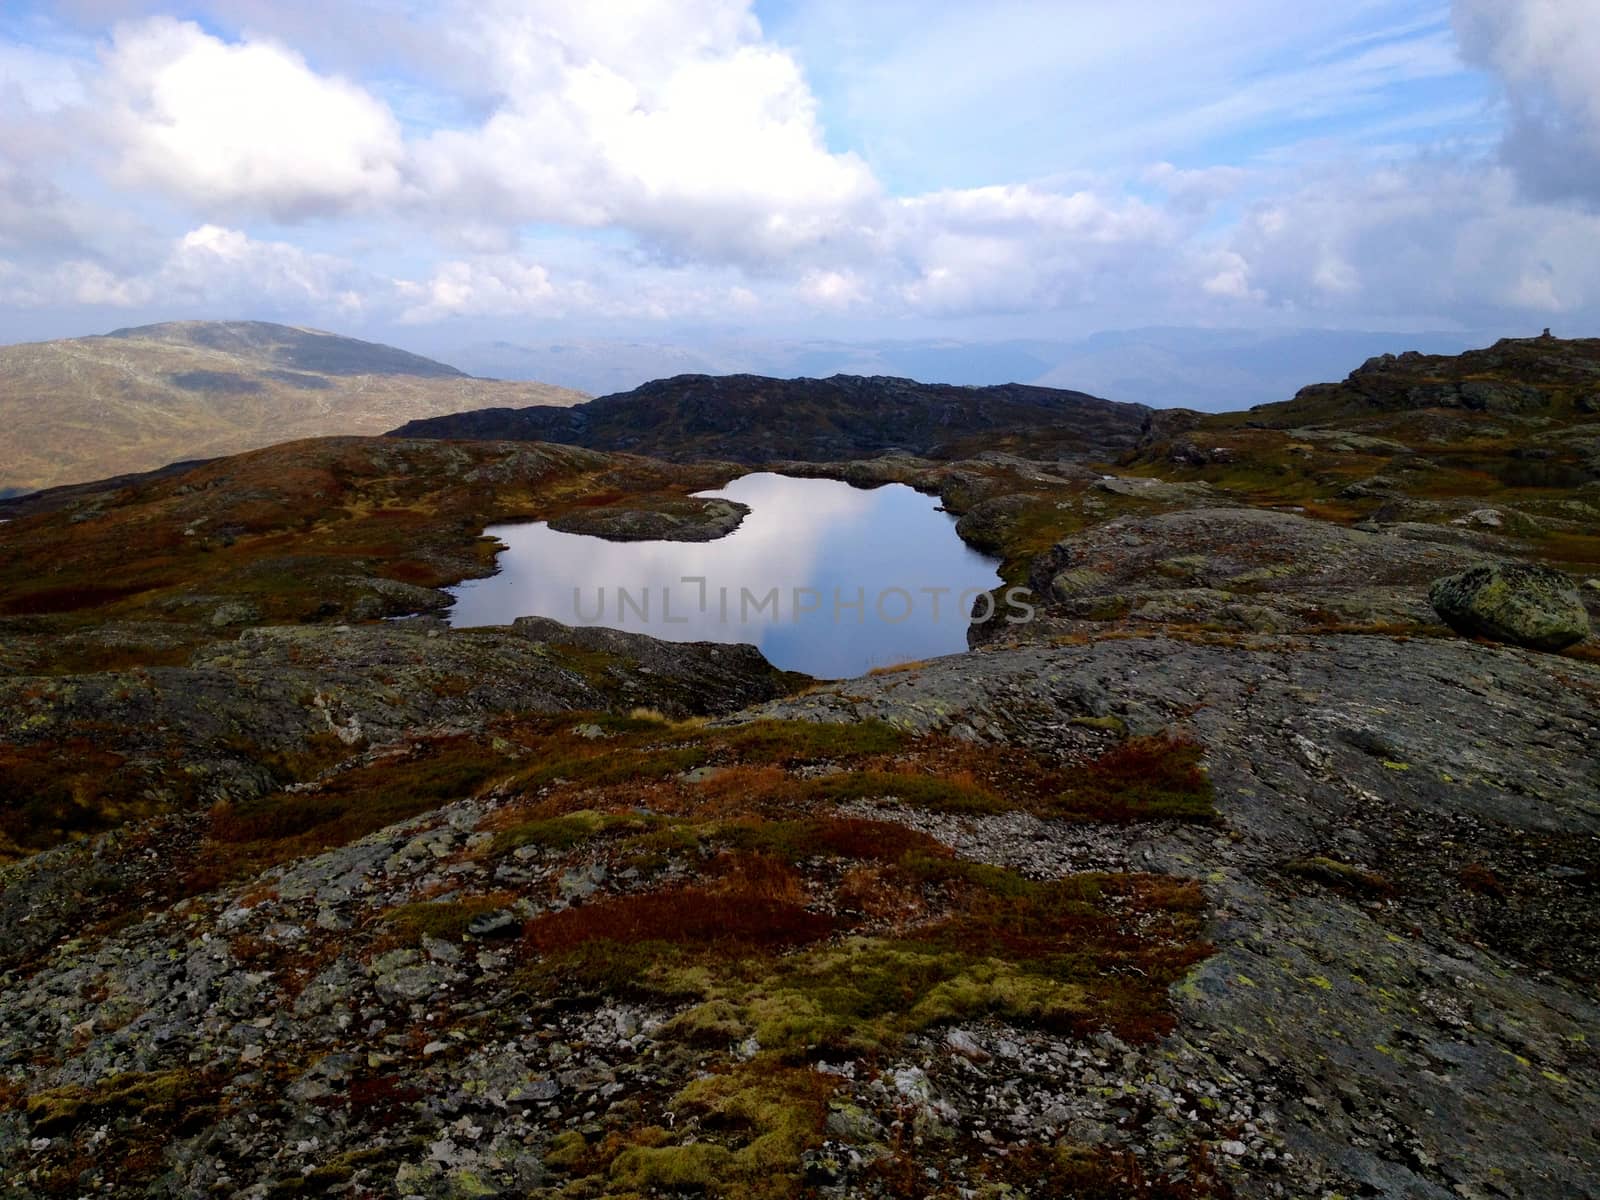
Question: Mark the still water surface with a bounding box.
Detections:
[445,473,1004,678]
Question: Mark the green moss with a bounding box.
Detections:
[609,1141,736,1190]
[888,852,1053,903]
[26,1069,212,1135]
[648,870,1204,1059]
[542,643,629,688]
[523,938,703,1000]
[541,1129,590,1170]
[606,1060,835,1199]
[23,1089,87,1134]
[728,816,935,862]
[719,939,1087,1055]
[1083,596,1134,621]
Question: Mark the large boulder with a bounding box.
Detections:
[1428,563,1590,651]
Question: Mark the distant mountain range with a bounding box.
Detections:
[389,372,1153,462]
[441,327,1483,408]
[0,321,587,495]
[0,319,1508,497]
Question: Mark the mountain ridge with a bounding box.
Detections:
[389,370,1152,462]
[1211,333,1600,428]
[101,320,469,379]
[0,320,588,495]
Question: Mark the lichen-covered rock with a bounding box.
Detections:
[1008,507,1483,640]
[953,494,1037,555]
[1429,562,1590,650]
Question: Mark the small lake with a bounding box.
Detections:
[445,473,1007,678]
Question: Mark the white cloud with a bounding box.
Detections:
[0,164,90,253]
[0,224,369,313]
[1200,251,1261,301]
[0,41,89,113]
[396,258,559,323]
[1143,163,1253,215]
[99,17,405,219]
[0,258,143,308]
[165,224,366,310]
[3,0,1600,343]
[1228,163,1600,323]
[889,185,1179,315]
[411,0,880,264]
[1454,0,1600,206]
[798,269,868,310]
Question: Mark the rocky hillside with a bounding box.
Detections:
[1214,332,1600,428]
[0,322,588,495]
[0,336,1597,1197]
[388,373,1151,462]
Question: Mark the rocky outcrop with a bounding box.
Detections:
[0,619,800,857]
[953,494,1041,554]
[1429,562,1590,651]
[1235,335,1600,428]
[389,373,1153,463]
[1006,506,1486,640]
[546,497,748,542]
[747,633,1600,1198]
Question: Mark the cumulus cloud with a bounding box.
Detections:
[1198,250,1261,302]
[77,5,881,263]
[0,258,144,309]
[1227,163,1600,323]
[98,18,405,219]
[5,1,1600,339]
[395,258,559,323]
[797,269,868,310]
[390,246,777,324]
[1454,0,1600,206]
[411,0,880,264]
[888,185,1179,315]
[0,165,92,253]
[0,225,369,313]
[0,41,89,113]
[163,225,368,310]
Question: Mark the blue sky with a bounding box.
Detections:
[1,0,1597,361]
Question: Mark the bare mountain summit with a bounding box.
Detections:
[0,321,588,495]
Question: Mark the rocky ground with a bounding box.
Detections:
[754,633,1600,1196]
[1,336,1598,1197]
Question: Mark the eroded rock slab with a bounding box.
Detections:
[746,633,1600,1197]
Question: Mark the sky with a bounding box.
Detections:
[1,0,1598,363]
